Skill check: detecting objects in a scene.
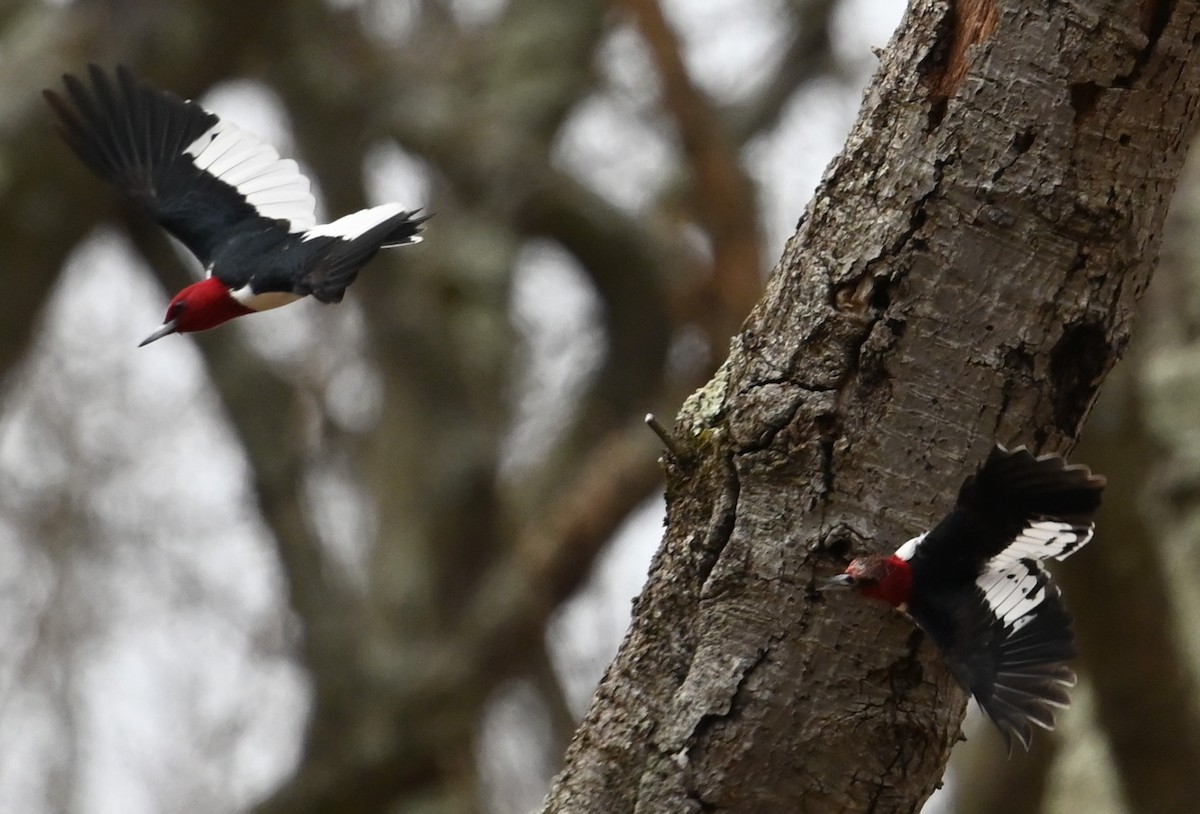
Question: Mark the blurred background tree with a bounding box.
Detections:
[0,0,1198,812]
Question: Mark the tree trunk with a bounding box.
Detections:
[544,1,1200,811]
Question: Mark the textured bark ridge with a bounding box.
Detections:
[545,1,1200,812]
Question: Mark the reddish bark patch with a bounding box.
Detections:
[926,0,1000,101]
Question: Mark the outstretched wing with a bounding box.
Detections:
[902,446,1104,582]
[44,64,316,266]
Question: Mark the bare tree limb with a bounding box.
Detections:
[728,0,843,144]
[1067,360,1200,813]
[617,0,763,341]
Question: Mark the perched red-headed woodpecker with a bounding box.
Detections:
[44,65,427,346]
[821,445,1105,751]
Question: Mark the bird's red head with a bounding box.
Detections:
[139,277,253,346]
[822,555,913,607]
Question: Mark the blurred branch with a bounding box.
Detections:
[371,0,676,513]
[514,425,663,610]
[122,218,349,683]
[242,2,671,811]
[518,169,674,419]
[727,0,842,144]
[249,421,664,814]
[616,0,763,341]
[528,639,580,764]
[0,1,118,382]
[464,422,665,670]
[948,722,1059,814]
[1066,353,1200,813]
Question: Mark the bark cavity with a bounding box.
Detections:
[1126,0,1176,84]
[1070,81,1105,124]
[1049,321,1112,433]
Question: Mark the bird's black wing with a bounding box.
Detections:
[44,65,315,267]
[912,568,1077,753]
[290,207,427,302]
[903,446,1104,584]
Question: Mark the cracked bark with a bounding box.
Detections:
[545,0,1200,811]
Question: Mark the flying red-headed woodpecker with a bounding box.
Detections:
[43,65,427,346]
[821,445,1105,751]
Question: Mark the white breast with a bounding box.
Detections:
[230,285,304,312]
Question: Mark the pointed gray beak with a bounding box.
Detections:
[139,318,179,347]
[817,574,856,591]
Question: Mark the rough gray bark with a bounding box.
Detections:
[545,1,1200,811]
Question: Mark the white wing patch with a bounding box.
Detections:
[184,123,317,232]
[977,561,1052,629]
[976,518,1091,632]
[302,203,405,242]
[895,533,927,561]
[987,519,1092,573]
